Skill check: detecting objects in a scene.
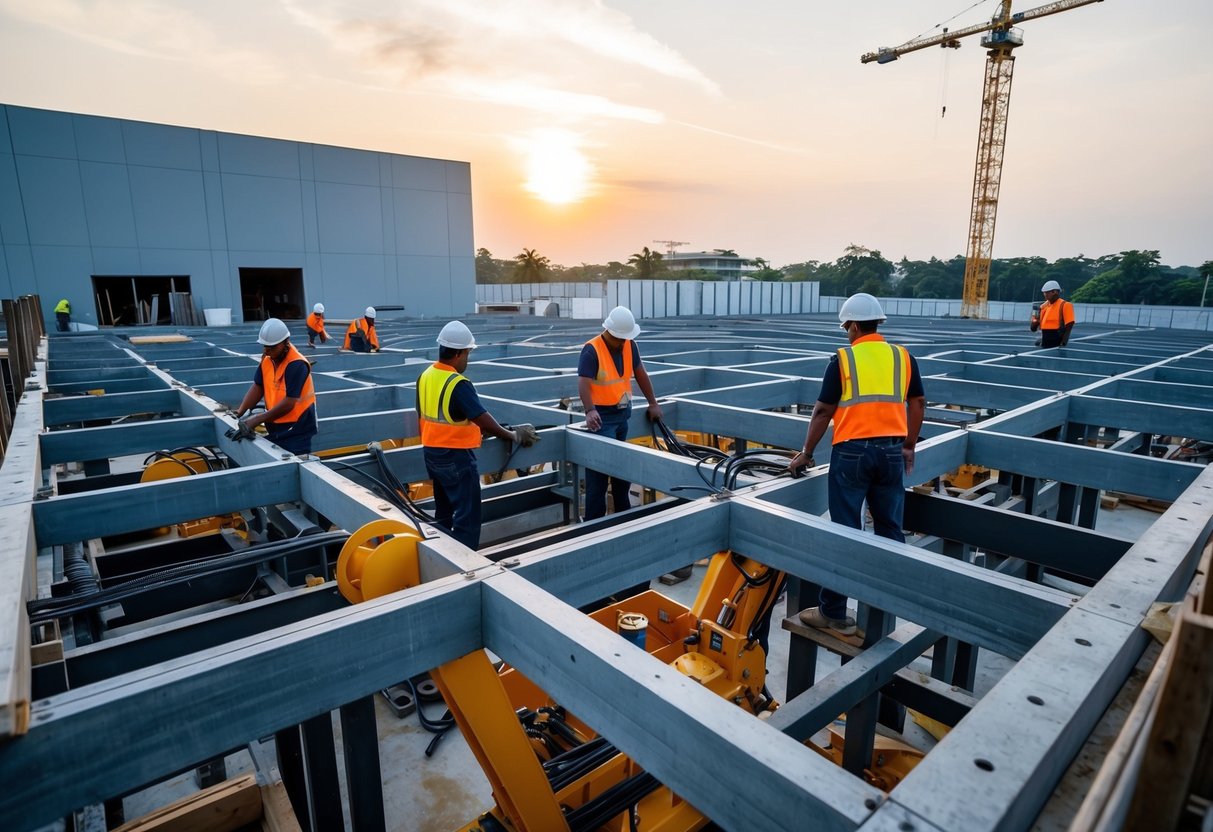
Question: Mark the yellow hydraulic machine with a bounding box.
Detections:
[337,521,924,831]
[862,0,1104,319]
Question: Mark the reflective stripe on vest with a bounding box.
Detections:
[587,335,633,407]
[418,363,481,449]
[260,345,316,425]
[832,337,910,444]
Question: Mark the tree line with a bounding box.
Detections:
[477,245,1213,307]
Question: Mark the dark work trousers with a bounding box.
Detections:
[425,447,481,550]
[584,404,632,520]
[267,427,314,457]
[821,436,906,620]
[56,312,70,332]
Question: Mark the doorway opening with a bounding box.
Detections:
[92,276,190,326]
[239,268,305,322]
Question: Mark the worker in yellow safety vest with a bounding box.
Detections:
[54,298,71,332]
[344,307,380,352]
[233,318,318,456]
[305,303,329,347]
[576,305,663,521]
[788,293,926,636]
[417,320,538,549]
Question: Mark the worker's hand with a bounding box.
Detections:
[788,451,815,478]
[902,445,915,476]
[513,423,539,447]
[225,420,257,442]
[585,409,602,431]
[646,402,664,422]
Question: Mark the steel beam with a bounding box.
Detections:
[481,571,883,832]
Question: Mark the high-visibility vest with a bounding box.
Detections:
[418,362,481,449]
[259,345,316,425]
[54,299,70,314]
[586,335,633,407]
[306,312,327,336]
[832,335,911,444]
[344,318,379,350]
[1038,299,1073,331]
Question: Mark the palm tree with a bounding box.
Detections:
[628,246,664,279]
[512,248,551,283]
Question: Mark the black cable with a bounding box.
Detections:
[28,532,347,624]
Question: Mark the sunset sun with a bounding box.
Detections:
[523,129,593,205]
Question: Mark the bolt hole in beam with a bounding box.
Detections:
[1075,638,1092,647]
[1027,695,1044,706]
[974,758,996,772]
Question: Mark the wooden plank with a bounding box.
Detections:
[0,504,34,738]
[112,772,261,832]
[1123,611,1213,831]
[259,779,302,832]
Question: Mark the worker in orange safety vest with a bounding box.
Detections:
[344,307,380,352]
[233,318,317,456]
[788,293,926,637]
[306,303,329,347]
[1030,280,1075,348]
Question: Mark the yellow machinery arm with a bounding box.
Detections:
[861,0,1104,319]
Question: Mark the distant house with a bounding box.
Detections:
[664,251,758,281]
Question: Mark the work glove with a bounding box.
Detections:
[513,423,539,447]
[224,420,257,442]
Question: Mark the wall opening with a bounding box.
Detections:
[239,268,305,322]
[92,276,190,326]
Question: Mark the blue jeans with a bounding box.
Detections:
[821,437,906,620]
[584,405,632,521]
[425,447,481,550]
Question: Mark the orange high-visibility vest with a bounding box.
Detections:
[344,318,379,350]
[832,334,911,444]
[586,335,634,407]
[417,362,481,449]
[306,312,327,337]
[259,345,316,425]
[1038,299,1073,331]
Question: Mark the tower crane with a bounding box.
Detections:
[862,0,1103,319]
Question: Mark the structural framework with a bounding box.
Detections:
[0,311,1210,831]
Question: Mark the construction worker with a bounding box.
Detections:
[417,320,538,549]
[344,306,379,352]
[233,318,318,456]
[787,293,926,636]
[577,305,663,521]
[305,303,329,347]
[54,298,71,332]
[1030,280,1075,348]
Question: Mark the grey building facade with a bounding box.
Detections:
[0,104,475,327]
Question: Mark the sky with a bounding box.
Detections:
[1,0,1210,270]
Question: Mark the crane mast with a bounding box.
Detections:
[862,0,1103,319]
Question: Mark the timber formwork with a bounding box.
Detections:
[1,312,1211,832]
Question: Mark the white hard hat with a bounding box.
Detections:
[838,293,886,323]
[602,306,641,340]
[257,318,290,346]
[1041,280,1061,293]
[365,306,376,319]
[313,303,325,315]
[437,320,477,350]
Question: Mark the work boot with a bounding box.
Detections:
[798,606,858,636]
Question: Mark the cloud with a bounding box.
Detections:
[0,0,287,84]
[279,0,712,121]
